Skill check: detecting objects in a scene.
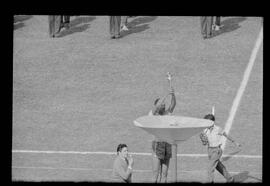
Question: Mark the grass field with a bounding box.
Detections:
[12,16,262,182]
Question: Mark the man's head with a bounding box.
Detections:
[117,144,129,159]
[204,114,215,128]
[154,98,166,115]
[204,114,215,121]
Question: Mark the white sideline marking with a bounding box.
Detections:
[221,27,263,150]
[12,150,262,159]
[12,166,262,175]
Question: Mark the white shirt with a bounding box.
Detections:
[204,125,224,147]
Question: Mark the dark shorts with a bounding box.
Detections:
[152,141,172,160]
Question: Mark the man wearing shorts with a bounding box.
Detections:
[149,87,176,183]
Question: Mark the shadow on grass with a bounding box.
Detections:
[220,149,241,162]
[220,149,262,183]
[128,16,158,27]
[121,16,158,38]
[56,16,96,38]
[14,22,24,30]
[232,171,249,182]
[212,17,247,38]
[57,24,90,38]
[247,174,262,182]
[70,16,96,27]
[14,15,33,30]
[14,15,33,23]
[231,171,261,183]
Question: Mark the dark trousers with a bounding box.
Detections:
[200,16,213,37]
[109,16,121,37]
[121,16,128,26]
[207,147,233,182]
[48,15,70,37]
[61,16,70,24]
[215,16,221,26]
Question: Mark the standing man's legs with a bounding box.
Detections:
[215,16,221,26]
[109,16,115,38]
[152,153,161,182]
[60,15,64,28]
[207,147,222,182]
[63,16,70,29]
[63,16,70,23]
[109,16,121,38]
[160,142,171,183]
[206,16,213,37]
[121,16,128,26]
[200,16,207,38]
[114,16,121,38]
[213,16,221,31]
[121,16,128,31]
[160,158,170,183]
[48,16,55,37]
[48,15,61,37]
[213,147,233,182]
[216,160,234,182]
[54,16,62,34]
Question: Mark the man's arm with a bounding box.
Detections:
[221,131,241,147]
[222,132,234,142]
[167,90,176,114]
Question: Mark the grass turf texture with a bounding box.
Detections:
[13,16,262,182]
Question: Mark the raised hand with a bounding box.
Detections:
[128,154,134,167]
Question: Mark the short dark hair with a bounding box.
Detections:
[117,144,128,154]
[204,114,215,121]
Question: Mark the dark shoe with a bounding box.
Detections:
[110,36,115,39]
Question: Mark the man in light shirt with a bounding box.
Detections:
[202,114,241,183]
[112,144,134,183]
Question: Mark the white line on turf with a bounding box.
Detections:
[12,166,262,175]
[221,27,263,150]
[12,150,262,158]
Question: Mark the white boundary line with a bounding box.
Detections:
[12,150,262,159]
[12,166,262,175]
[221,27,263,150]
